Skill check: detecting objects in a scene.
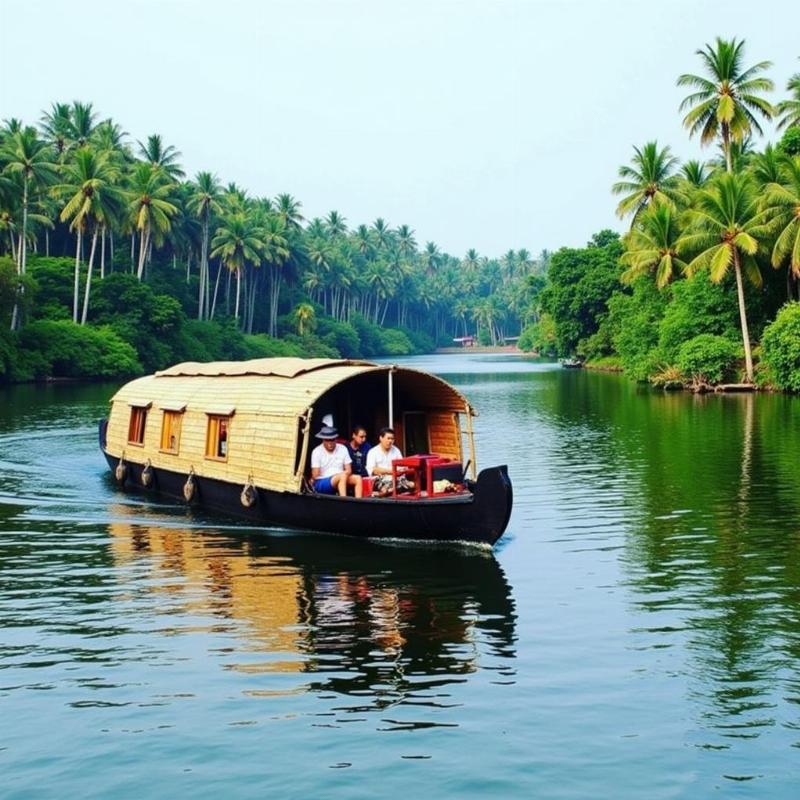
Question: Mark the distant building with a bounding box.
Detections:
[452,336,475,347]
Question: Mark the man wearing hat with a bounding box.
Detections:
[310,418,363,498]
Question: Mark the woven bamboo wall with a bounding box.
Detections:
[428,411,463,461]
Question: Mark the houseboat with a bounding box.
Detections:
[99,357,512,546]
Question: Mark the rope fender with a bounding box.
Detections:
[183,468,196,503]
[141,459,154,488]
[240,475,258,508]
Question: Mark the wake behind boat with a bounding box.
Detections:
[99,357,512,546]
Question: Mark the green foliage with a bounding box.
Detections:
[657,273,739,361]
[779,127,800,157]
[518,313,557,355]
[0,257,20,324]
[13,320,141,380]
[378,328,414,356]
[398,326,435,355]
[541,231,623,355]
[27,257,75,319]
[0,329,17,380]
[676,334,739,384]
[350,314,383,357]
[316,317,361,357]
[761,303,800,391]
[607,279,667,381]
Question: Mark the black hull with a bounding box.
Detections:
[101,449,512,547]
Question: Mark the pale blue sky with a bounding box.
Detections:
[1,0,797,256]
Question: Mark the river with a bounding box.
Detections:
[1,354,799,798]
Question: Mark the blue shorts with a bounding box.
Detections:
[314,476,336,494]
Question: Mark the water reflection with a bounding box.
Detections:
[107,516,517,718]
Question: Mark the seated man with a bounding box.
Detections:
[345,424,371,480]
[310,421,362,498]
[365,427,414,496]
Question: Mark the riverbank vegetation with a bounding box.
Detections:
[520,39,800,392]
[0,106,543,383]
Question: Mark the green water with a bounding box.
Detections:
[1,356,799,798]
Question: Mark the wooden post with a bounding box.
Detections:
[295,406,314,490]
[388,367,394,428]
[465,403,477,479]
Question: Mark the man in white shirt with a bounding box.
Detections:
[366,427,414,496]
[310,422,363,498]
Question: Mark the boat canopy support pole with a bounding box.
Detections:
[388,367,395,428]
[295,405,314,490]
[465,403,477,479]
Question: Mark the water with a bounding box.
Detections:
[2,355,800,798]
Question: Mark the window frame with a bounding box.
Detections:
[159,409,185,455]
[204,413,233,462]
[127,402,151,446]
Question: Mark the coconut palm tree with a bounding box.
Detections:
[776,65,800,131]
[680,160,710,188]
[0,127,58,328]
[293,302,316,335]
[189,171,222,319]
[126,163,178,280]
[678,37,773,173]
[612,141,683,220]
[56,147,124,323]
[396,224,416,258]
[137,133,185,179]
[750,143,784,187]
[275,193,304,228]
[69,101,97,148]
[420,241,440,275]
[620,204,687,289]
[39,102,73,159]
[325,210,347,238]
[210,212,265,322]
[678,172,769,381]
[259,212,290,336]
[761,156,800,285]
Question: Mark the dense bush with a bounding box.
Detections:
[316,317,362,357]
[518,314,557,356]
[676,334,739,384]
[658,274,739,360]
[14,320,141,380]
[761,303,800,391]
[399,326,435,355]
[607,279,667,381]
[378,328,414,356]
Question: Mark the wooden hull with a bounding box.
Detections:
[101,442,512,548]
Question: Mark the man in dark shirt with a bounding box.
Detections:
[345,425,371,478]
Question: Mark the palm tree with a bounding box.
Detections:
[137,133,185,179]
[750,143,784,187]
[761,155,800,288]
[0,127,58,328]
[210,212,264,322]
[620,204,687,288]
[189,171,222,319]
[678,173,769,381]
[126,163,178,280]
[612,141,683,220]
[293,302,316,335]
[39,102,73,159]
[259,212,290,336]
[371,218,393,250]
[325,210,347,238]
[420,241,440,275]
[396,224,417,257]
[69,101,97,147]
[275,193,304,228]
[776,64,800,131]
[680,160,710,188]
[56,148,123,323]
[678,37,773,173]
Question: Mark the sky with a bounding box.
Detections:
[1,0,797,257]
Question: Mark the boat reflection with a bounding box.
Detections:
[107,514,517,709]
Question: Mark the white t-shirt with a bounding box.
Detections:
[311,443,352,478]
[366,444,403,476]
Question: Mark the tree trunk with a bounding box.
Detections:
[137,227,149,280]
[110,229,114,268]
[81,227,99,325]
[234,267,241,321]
[10,177,30,331]
[45,229,50,257]
[733,249,754,382]
[723,125,732,174]
[100,226,106,279]
[210,261,221,320]
[73,229,82,323]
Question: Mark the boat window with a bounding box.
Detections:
[127,406,148,445]
[205,415,231,461]
[160,410,184,454]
